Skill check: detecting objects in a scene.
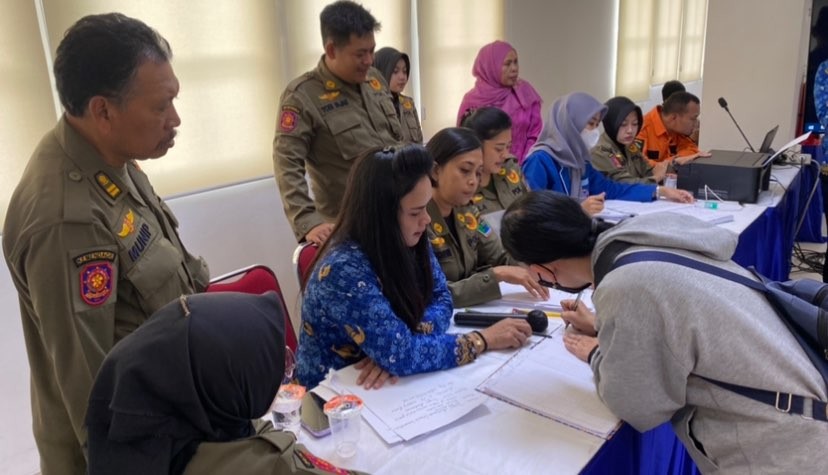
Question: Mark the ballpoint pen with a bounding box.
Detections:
[565,291,583,330]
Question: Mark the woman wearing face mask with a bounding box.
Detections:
[457,41,542,163]
[522,92,693,216]
[426,127,548,308]
[461,106,529,215]
[296,145,531,390]
[591,96,670,184]
[374,47,423,143]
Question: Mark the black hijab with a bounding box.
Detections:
[602,96,643,151]
[86,291,286,475]
[373,46,410,89]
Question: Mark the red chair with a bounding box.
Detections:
[292,242,319,286]
[206,264,298,353]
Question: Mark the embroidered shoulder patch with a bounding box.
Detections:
[477,219,492,237]
[73,250,116,267]
[80,262,113,306]
[279,108,299,133]
[117,209,136,238]
[294,449,354,474]
[506,169,520,184]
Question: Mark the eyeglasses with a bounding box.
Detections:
[536,263,591,294]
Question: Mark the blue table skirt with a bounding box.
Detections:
[732,163,824,281]
[581,423,699,475]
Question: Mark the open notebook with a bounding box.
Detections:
[478,332,620,439]
[489,283,594,313]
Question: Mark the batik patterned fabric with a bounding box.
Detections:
[296,241,463,388]
[815,59,828,158]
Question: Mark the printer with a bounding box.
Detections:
[675,150,772,203]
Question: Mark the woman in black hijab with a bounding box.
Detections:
[86,291,358,475]
[589,96,668,184]
[373,46,423,143]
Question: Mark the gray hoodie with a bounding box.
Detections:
[589,213,827,474]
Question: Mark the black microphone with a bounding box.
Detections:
[454,310,548,333]
[717,96,756,152]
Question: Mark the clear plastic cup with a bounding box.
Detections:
[271,384,305,437]
[664,173,678,189]
[323,394,363,458]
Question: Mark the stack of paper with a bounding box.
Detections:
[478,333,620,439]
[492,284,594,313]
[315,365,487,443]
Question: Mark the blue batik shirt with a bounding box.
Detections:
[816,59,828,159]
[296,241,463,388]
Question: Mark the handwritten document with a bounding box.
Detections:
[328,365,487,442]
[493,284,594,313]
[478,332,620,439]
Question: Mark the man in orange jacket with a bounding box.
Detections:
[636,91,710,166]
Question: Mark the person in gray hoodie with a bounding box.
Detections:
[500,190,828,474]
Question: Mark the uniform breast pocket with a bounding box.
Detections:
[404,111,423,143]
[124,235,184,314]
[327,112,372,161]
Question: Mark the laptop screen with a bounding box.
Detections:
[758,125,778,153]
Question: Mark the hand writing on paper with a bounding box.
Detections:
[355,357,399,390]
[560,299,597,336]
[563,333,598,363]
[493,266,550,300]
[480,318,532,350]
[581,193,605,216]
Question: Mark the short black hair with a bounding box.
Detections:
[320,1,381,48]
[662,91,700,116]
[501,191,613,264]
[661,80,686,102]
[461,107,513,141]
[54,13,172,117]
[426,127,482,168]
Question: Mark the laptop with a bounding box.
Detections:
[758,125,778,154]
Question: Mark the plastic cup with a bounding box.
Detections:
[271,384,305,437]
[323,394,363,458]
[664,173,678,189]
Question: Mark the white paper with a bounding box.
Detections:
[492,283,594,313]
[478,332,620,439]
[482,209,506,237]
[767,131,812,164]
[329,365,487,442]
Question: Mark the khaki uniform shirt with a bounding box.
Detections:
[426,201,514,307]
[273,57,403,241]
[471,157,529,214]
[184,421,366,475]
[2,117,209,475]
[590,133,657,184]
[396,92,423,144]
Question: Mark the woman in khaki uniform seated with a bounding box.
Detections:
[462,106,530,215]
[373,47,423,143]
[86,292,360,475]
[590,96,668,184]
[426,127,548,307]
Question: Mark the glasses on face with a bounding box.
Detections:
[536,263,591,293]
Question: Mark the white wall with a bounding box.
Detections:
[699,0,812,151]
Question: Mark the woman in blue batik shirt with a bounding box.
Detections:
[296,145,532,389]
[522,92,693,216]
[816,59,828,160]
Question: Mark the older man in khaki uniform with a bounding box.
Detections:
[2,14,208,474]
[273,1,402,244]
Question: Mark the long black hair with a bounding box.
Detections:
[304,145,434,331]
[500,190,614,264]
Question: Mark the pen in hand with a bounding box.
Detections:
[564,291,583,330]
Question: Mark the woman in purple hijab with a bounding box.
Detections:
[456,41,542,164]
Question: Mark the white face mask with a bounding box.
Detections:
[580,127,601,149]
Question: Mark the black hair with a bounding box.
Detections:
[662,91,700,116]
[661,80,686,102]
[320,1,381,48]
[54,13,172,117]
[304,145,434,331]
[500,191,614,264]
[461,107,513,141]
[426,127,482,167]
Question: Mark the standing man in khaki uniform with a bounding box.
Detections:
[2,13,209,474]
[273,0,403,244]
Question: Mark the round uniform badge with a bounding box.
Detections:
[498,167,507,176]
[369,78,382,91]
[80,262,113,306]
[325,80,337,90]
[430,236,445,247]
[464,212,478,230]
[432,222,444,234]
[506,169,520,184]
[279,110,298,133]
[403,99,413,110]
[628,143,640,154]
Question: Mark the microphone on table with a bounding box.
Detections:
[717,97,756,152]
[454,310,548,333]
